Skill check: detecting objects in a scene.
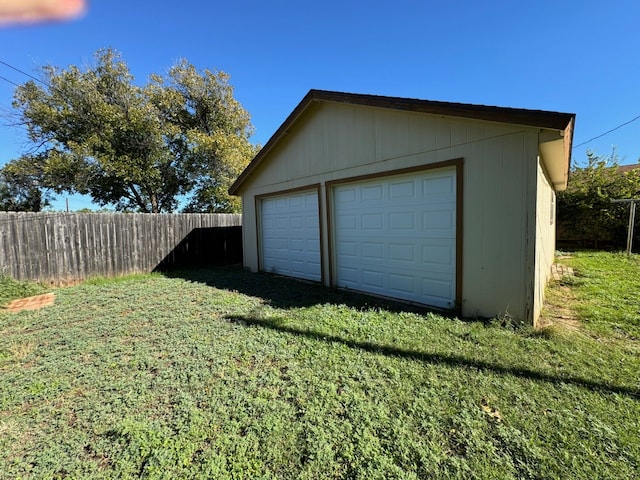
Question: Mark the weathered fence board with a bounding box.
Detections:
[0,212,242,284]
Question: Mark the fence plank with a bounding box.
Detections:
[0,212,242,284]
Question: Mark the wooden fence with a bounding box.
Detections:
[0,212,242,284]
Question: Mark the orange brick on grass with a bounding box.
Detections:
[6,293,56,313]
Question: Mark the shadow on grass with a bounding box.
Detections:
[226,313,640,400]
[166,266,447,316]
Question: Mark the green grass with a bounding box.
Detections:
[556,251,640,339]
[0,261,638,479]
[0,273,49,307]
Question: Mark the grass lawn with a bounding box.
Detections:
[0,253,638,479]
[554,251,640,339]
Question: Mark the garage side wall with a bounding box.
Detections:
[239,102,541,321]
[532,158,556,325]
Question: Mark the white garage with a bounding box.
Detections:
[259,189,321,282]
[229,90,575,326]
[331,167,457,308]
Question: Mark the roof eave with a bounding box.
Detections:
[539,116,575,191]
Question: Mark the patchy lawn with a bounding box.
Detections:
[0,259,638,479]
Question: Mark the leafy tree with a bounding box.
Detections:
[557,150,640,248]
[0,158,51,211]
[9,48,255,213]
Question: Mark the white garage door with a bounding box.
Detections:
[260,190,321,282]
[333,168,456,308]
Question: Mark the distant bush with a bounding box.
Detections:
[557,151,640,250]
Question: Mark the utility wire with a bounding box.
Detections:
[4,56,640,152]
[0,74,20,87]
[0,59,48,87]
[573,114,640,149]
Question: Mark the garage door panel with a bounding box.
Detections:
[337,240,357,257]
[337,266,358,284]
[337,214,357,230]
[362,214,383,230]
[390,212,415,230]
[389,273,415,294]
[261,190,321,282]
[362,185,384,200]
[390,180,415,198]
[289,216,304,229]
[362,242,384,259]
[290,238,305,251]
[306,239,320,252]
[422,277,454,302]
[423,175,455,196]
[336,188,357,203]
[423,209,455,233]
[389,243,415,262]
[289,195,303,207]
[423,244,454,267]
[334,168,456,308]
[273,217,287,229]
[362,270,384,288]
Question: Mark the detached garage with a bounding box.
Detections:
[229,90,575,326]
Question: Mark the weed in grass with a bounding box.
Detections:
[556,275,584,287]
[489,310,529,331]
[0,272,48,307]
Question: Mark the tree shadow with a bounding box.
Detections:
[225,313,640,400]
[166,266,451,316]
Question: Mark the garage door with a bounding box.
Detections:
[333,168,456,308]
[260,190,321,282]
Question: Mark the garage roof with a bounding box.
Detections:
[229,89,575,195]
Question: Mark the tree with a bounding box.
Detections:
[9,48,255,213]
[557,150,640,248]
[0,157,51,211]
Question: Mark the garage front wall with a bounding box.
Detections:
[239,101,543,320]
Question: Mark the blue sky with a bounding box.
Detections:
[1,0,639,210]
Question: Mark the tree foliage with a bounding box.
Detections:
[0,157,51,211]
[8,48,255,213]
[557,151,640,248]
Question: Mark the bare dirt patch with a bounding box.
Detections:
[538,284,581,331]
[5,293,56,313]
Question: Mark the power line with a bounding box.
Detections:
[573,113,640,149]
[0,74,20,87]
[0,59,48,87]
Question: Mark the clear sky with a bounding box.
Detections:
[1,0,639,210]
